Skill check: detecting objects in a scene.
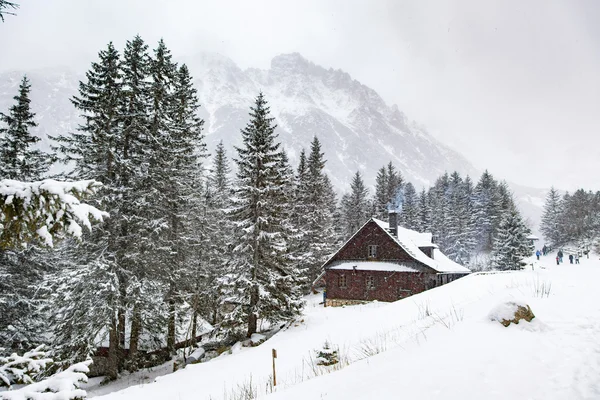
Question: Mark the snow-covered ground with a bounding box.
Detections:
[94,253,600,399]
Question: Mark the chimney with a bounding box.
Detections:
[388,211,398,237]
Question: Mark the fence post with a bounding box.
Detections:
[272,348,277,387]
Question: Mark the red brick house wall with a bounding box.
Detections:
[325,269,436,302]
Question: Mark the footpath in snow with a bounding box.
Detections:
[95,254,600,400]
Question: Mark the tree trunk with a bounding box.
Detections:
[106,317,119,382]
[247,284,258,337]
[191,309,198,341]
[117,274,127,371]
[167,296,176,356]
[128,303,141,371]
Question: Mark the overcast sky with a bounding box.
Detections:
[1,0,599,191]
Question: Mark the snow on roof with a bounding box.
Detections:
[328,261,419,273]
[372,218,470,274]
[432,248,472,274]
[527,234,539,240]
[374,219,437,248]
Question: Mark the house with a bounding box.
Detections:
[321,213,471,307]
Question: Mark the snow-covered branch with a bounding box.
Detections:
[0,179,108,249]
[0,360,91,400]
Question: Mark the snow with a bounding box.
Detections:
[90,252,600,400]
[250,334,266,345]
[327,261,418,272]
[1,360,91,400]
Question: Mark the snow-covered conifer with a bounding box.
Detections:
[492,207,534,270]
[225,92,303,337]
[540,187,562,247]
[341,171,370,239]
[0,76,49,180]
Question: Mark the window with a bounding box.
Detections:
[398,287,412,299]
[338,274,347,288]
[368,245,378,258]
[366,275,375,289]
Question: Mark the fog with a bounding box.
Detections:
[1,0,599,190]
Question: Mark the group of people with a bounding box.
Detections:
[535,245,581,265]
[536,245,550,260]
[554,249,580,265]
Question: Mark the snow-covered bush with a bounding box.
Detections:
[0,359,91,400]
[315,341,339,366]
[0,179,108,249]
[0,346,53,388]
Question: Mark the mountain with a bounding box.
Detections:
[0,52,546,232]
[183,52,477,190]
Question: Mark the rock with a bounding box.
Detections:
[185,347,206,365]
[489,301,535,327]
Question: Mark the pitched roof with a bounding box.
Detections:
[371,218,471,274]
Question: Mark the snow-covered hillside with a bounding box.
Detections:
[0,53,547,229]
[90,253,600,400]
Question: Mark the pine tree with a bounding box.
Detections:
[225,92,303,337]
[386,162,403,209]
[416,188,431,232]
[472,170,501,252]
[399,182,419,230]
[341,171,370,239]
[52,42,125,381]
[298,137,338,284]
[492,207,534,270]
[373,166,388,219]
[118,34,154,369]
[150,58,207,355]
[540,187,562,247]
[0,76,49,180]
[0,76,51,353]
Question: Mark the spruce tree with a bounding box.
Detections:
[492,207,534,270]
[540,187,562,248]
[225,92,303,337]
[373,166,388,219]
[52,42,125,380]
[299,137,338,283]
[417,188,431,232]
[386,162,403,209]
[472,170,501,252]
[0,76,49,180]
[341,171,370,239]
[399,182,419,230]
[0,76,51,353]
[119,34,154,369]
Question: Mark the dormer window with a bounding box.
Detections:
[368,245,377,258]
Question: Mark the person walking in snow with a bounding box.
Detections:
[558,249,564,263]
[542,244,548,256]
[575,254,580,264]
[556,256,560,265]
[569,254,574,264]
[536,250,541,260]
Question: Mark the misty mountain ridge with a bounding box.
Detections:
[0,51,546,231]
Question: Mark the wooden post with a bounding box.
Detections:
[272,348,277,386]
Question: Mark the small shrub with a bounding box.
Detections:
[315,341,339,366]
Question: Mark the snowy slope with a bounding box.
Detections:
[91,253,600,400]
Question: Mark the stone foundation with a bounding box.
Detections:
[325,298,369,307]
